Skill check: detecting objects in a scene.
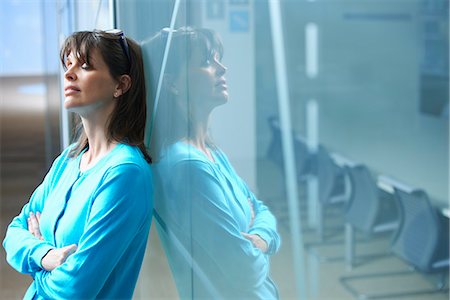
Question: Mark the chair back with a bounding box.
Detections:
[266,116,311,179]
[266,116,284,171]
[391,189,442,273]
[344,165,380,233]
[316,146,341,205]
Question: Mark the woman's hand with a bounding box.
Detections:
[247,197,255,228]
[27,211,43,240]
[244,198,268,252]
[27,211,78,271]
[41,244,78,272]
[241,232,268,253]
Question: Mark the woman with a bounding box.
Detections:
[3,30,153,299]
[143,27,281,299]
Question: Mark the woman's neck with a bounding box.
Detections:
[185,120,215,162]
[186,138,215,163]
[79,115,117,172]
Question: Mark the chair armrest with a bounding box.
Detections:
[432,259,449,269]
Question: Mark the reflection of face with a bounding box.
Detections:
[180,46,228,112]
[63,49,118,116]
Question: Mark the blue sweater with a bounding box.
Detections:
[3,144,153,299]
[154,142,281,299]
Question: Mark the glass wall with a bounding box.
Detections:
[117,0,449,299]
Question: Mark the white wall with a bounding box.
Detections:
[201,1,257,190]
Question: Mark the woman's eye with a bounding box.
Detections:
[81,63,91,70]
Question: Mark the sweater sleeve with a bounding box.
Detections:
[32,163,152,299]
[246,189,281,255]
[217,149,281,255]
[3,158,62,275]
[170,160,271,290]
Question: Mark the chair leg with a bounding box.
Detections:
[305,242,345,263]
[437,272,449,290]
[345,223,355,270]
[307,177,319,230]
[318,202,325,241]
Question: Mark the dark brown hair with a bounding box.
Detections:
[142,27,223,161]
[61,30,151,163]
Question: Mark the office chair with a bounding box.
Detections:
[315,146,350,239]
[340,188,449,299]
[303,145,352,266]
[266,116,311,182]
[343,165,398,270]
[392,189,449,273]
[266,117,348,238]
[265,116,312,228]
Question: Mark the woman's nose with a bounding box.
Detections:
[216,61,227,76]
[64,68,77,81]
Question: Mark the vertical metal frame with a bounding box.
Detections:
[268,1,307,299]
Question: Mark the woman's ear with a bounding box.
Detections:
[114,75,132,97]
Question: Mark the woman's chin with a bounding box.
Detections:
[214,96,228,108]
[218,92,229,104]
[64,101,74,111]
[64,102,78,112]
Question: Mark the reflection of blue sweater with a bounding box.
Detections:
[154,142,281,299]
[3,144,153,299]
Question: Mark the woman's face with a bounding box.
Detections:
[63,48,119,116]
[179,46,228,111]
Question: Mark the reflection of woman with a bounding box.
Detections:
[144,27,280,299]
[3,30,153,299]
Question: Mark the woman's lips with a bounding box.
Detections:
[64,86,80,96]
[216,79,227,89]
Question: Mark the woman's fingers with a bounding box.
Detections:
[28,212,43,240]
[247,197,255,227]
[241,232,268,253]
[57,245,77,265]
[63,244,78,255]
[27,217,33,235]
[41,244,78,272]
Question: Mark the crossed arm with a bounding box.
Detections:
[242,198,269,253]
[4,163,151,299]
[168,160,280,289]
[27,212,77,272]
